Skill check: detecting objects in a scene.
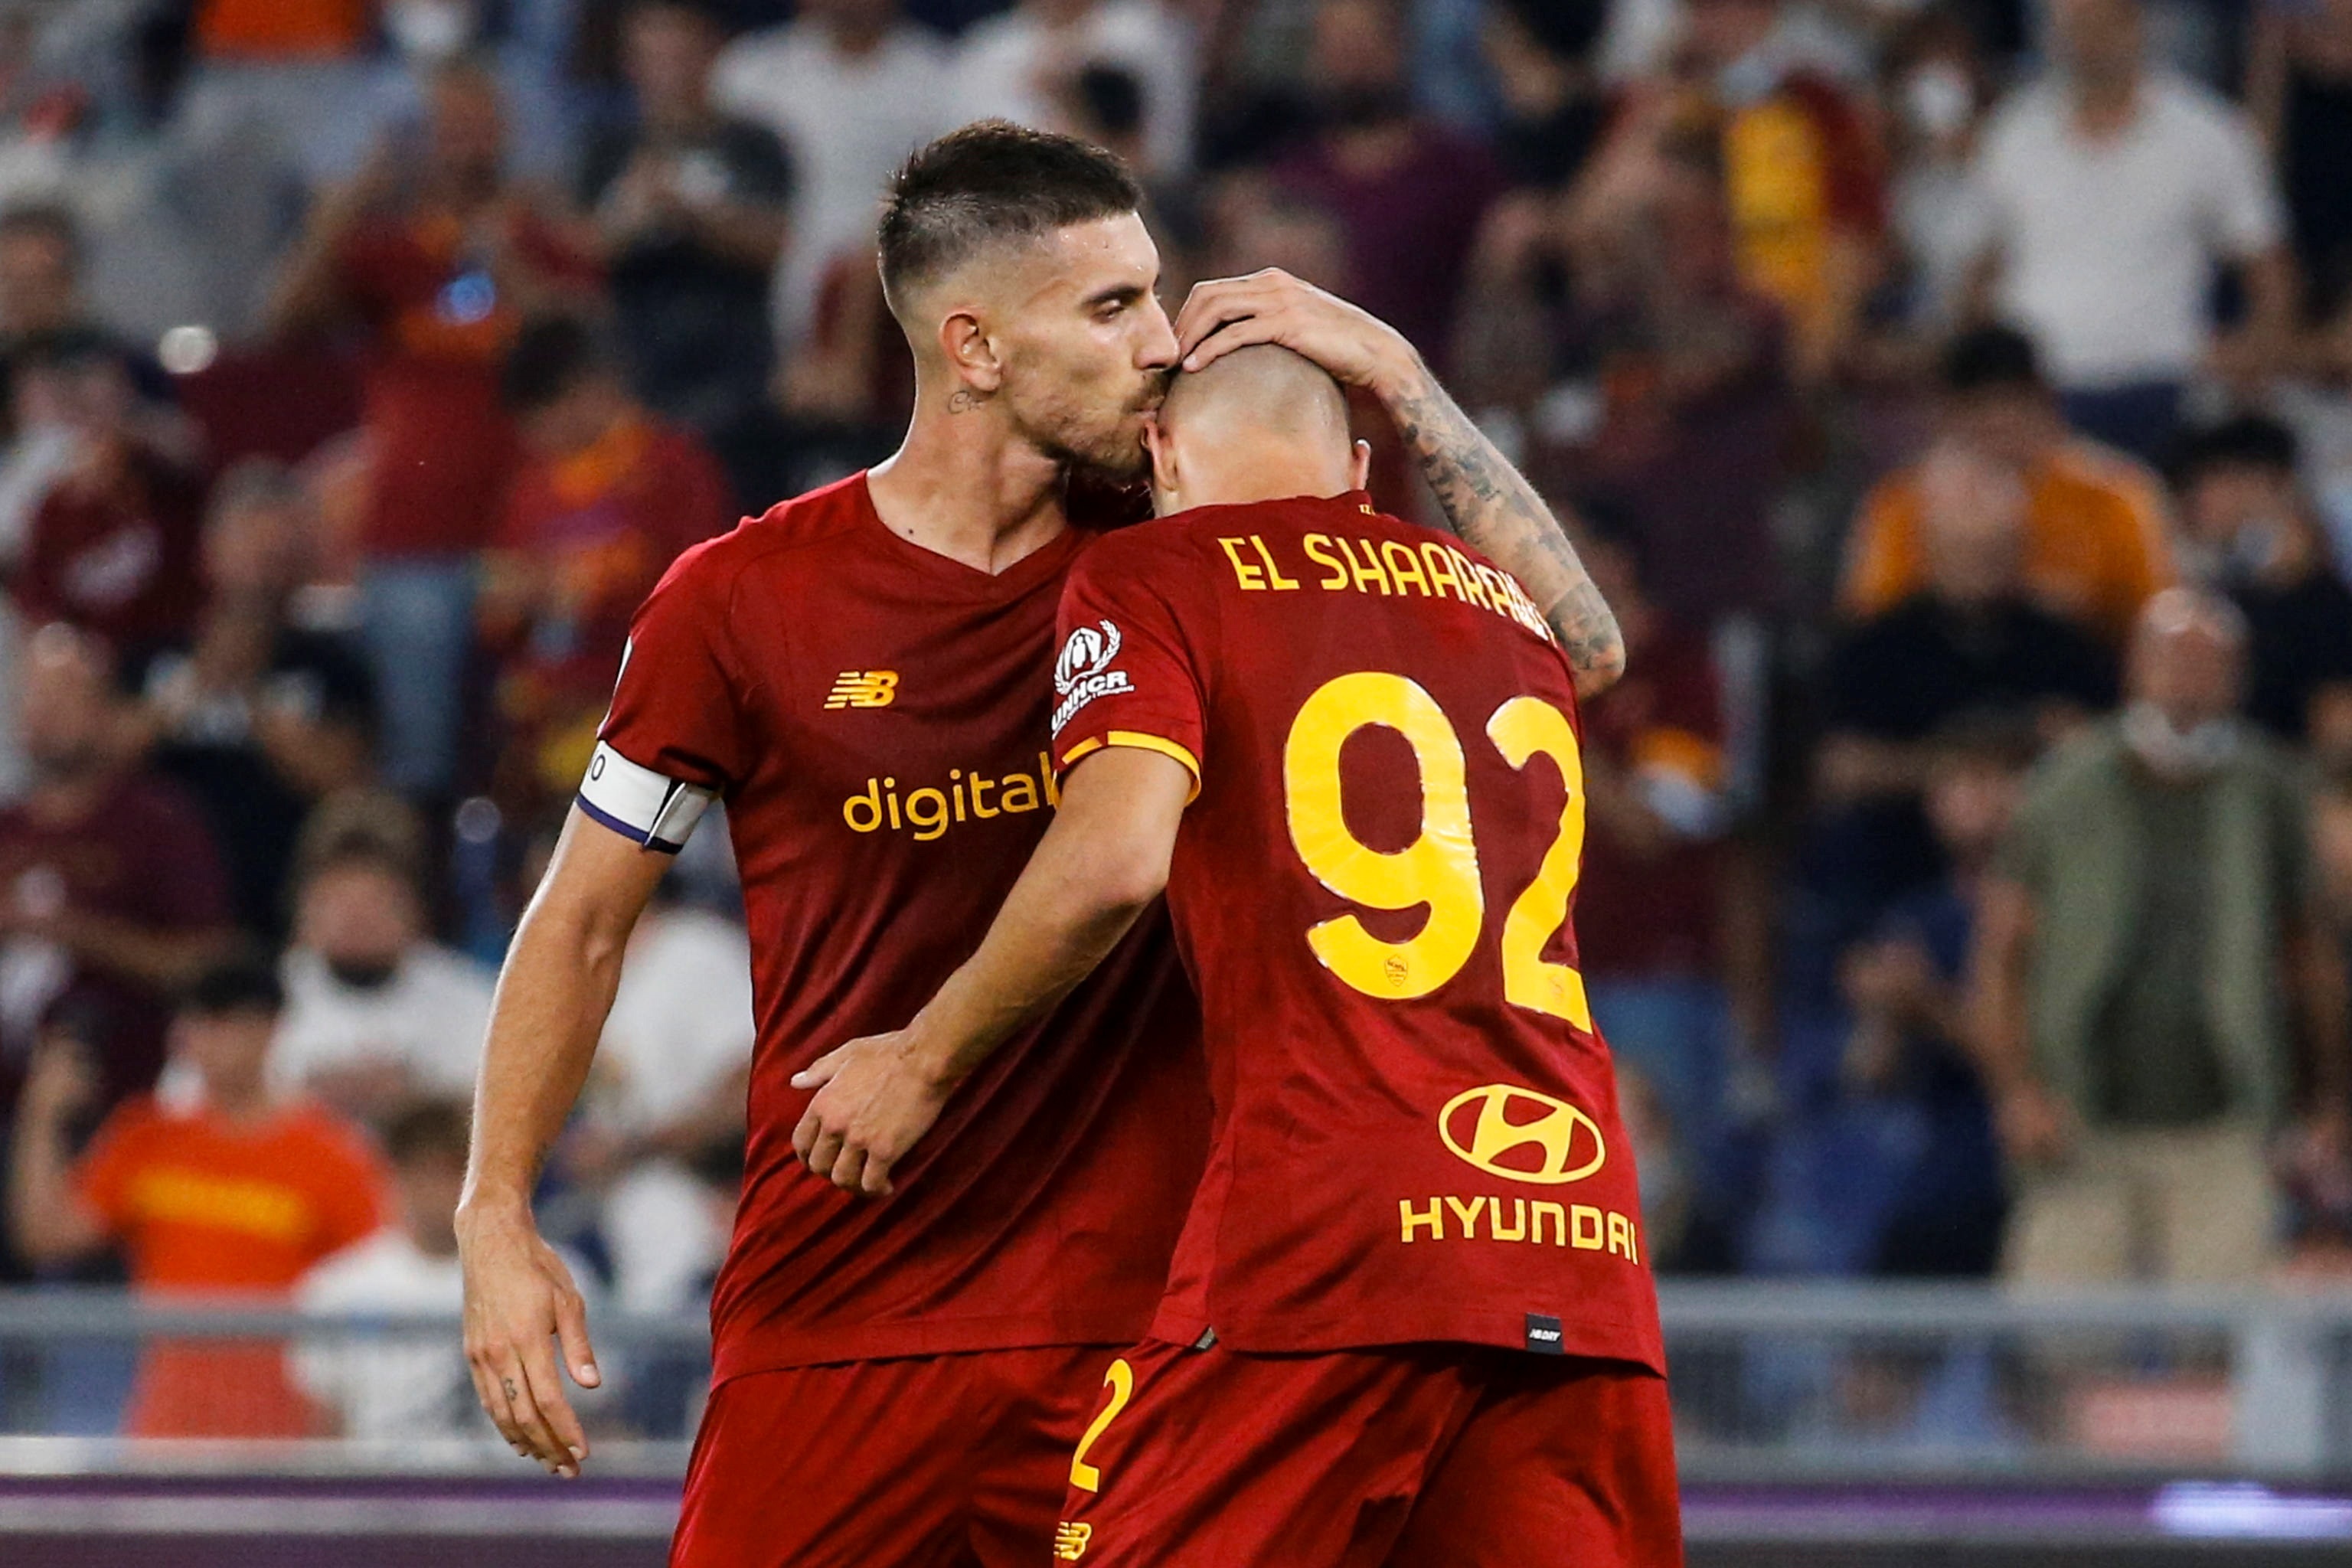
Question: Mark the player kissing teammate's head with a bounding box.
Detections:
[878,120,1177,481]
[1145,343,1370,517]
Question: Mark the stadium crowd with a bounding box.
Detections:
[0,0,2349,1448]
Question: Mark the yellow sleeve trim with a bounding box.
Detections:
[1059,731,1202,802]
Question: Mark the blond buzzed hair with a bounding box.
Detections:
[1160,342,1351,449]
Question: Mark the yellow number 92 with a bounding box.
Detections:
[1281,672,1592,1030]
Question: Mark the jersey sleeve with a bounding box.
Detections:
[580,544,746,853]
[1050,537,1210,795]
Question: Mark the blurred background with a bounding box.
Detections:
[0,0,2350,1560]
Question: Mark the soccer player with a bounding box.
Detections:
[793,343,1679,1566]
[457,122,1625,1568]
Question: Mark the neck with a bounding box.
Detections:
[2072,72,2139,131]
[208,1082,274,1128]
[828,17,887,54]
[866,388,1071,573]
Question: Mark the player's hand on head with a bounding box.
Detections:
[1172,268,1417,392]
[456,1207,601,1478]
[789,1032,951,1200]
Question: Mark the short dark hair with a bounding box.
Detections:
[502,314,611,413]
[181,951,285,1019]
[384,1099,472,1167]
[1939,324,2044,397]
[2173,413,2300,485]
[1495,0,1608,61]
[876,121,1142,307]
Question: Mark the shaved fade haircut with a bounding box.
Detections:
[877,120,1142,315]
[1161,343,1350,446]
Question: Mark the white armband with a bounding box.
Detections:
[577,741,717,854]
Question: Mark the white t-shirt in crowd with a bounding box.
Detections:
[951,0,1197,178]
[270,944,495,1101]
[591,907,756,1135]
[291,1230,482,1440]
[1964,73,2283,388]
[712,20,959,348]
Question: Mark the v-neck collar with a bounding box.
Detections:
[854,471,1088,598]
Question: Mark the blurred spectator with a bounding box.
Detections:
[565,890,753,1314]
[580,0,791,477]
[6,328,206,668]
[0,204,142,368]
[1268,0,1504,371]
[1959,0,2294,462]
[1574,521,1737,1163]
[7,954,390,1436]
[1821,446,2118,812]
[1673,0,1889,387]
[712,0,956,358]
[292,1098,486,1440]
[1548,145,1792,629]
[1485,0,1611,192]
[1879,10,1997,335]
[0,626,230,1121]
[2171,413,2352,745]
[271,835,495,1123]
[1805,441,2116,981]
[482,315,733,820]
[1835,720,2027,1277]
[952,0,1198,181]
[264,57,600,799]
[1971,589,2348,1285]
[131,462,378,936]
[175,0,402,187]
[2249,0,2352,328]
[1841,325,2175,645]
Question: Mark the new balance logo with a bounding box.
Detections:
[825,671,899,710]
[1054,1522,1094,1560]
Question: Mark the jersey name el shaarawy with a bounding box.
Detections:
[585,472,1207,1387]
[1051,491,1663,1372]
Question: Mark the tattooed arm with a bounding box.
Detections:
[1171,269,1625,697]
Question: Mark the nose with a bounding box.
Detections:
[1136,294,1179,370]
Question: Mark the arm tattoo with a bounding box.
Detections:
[1386,369,1625,694]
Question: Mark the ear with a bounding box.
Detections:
[937,308,1004,394]
[1349,438,1373,493]
[1144,413,1178,500]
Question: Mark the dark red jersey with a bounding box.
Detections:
[586,473,1207,1386]
[1050,492,1663,1371]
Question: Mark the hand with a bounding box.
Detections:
[20,1037,97,1125]
[1172,268,1423,401]
[789,1031,954,1198]
[1994,1080,2075,1168]
[457,1203,602,1478]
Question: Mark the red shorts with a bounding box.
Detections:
[1054,1338,1682,1568]
[671,1345,1116,1568]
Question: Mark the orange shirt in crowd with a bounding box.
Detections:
[196,0,374,60]
[75,1096,390,1438]
[1840,439,2177,645]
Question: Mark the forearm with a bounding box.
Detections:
[1371,352,1625,696]
[904,836,1160,1093]
[464,906,631,1214]
[7,1112,98,1266]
